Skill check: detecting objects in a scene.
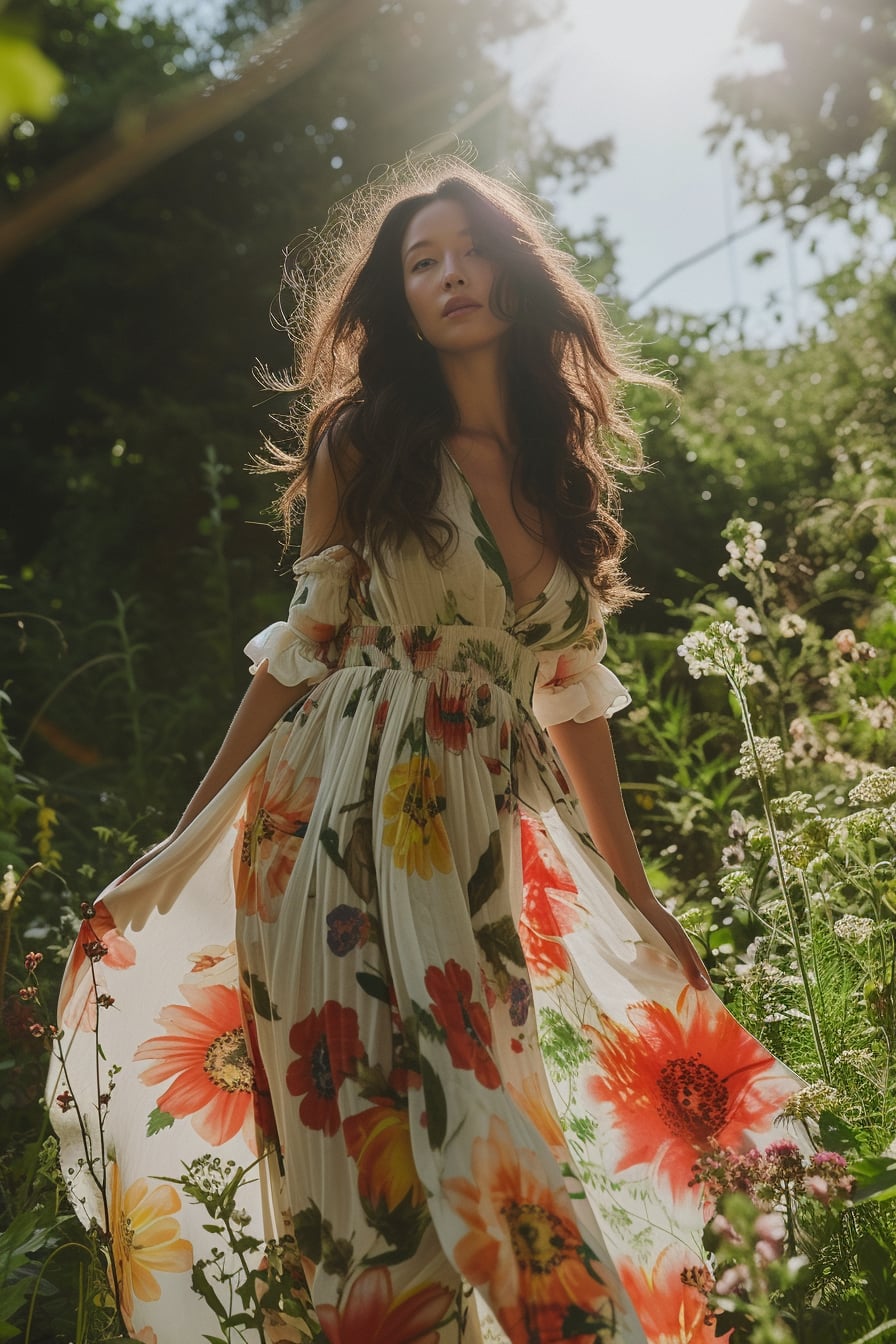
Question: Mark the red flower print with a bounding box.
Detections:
[400,628,443,665]
[316,1266,454,1344]
[424,679,472,753]
[619,1246,730,1344]
[587,989,798,1201]
[234,763,320,921]
[518,811,582,981]
[425,959,500,1089]
[442,1115,614,1344]
[58,902,136,1031]
[134,982,259,1150]
[286,1000,365,1136]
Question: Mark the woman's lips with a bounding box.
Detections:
[442,303,481,317]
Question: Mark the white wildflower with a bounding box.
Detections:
[734,605,763,636]
[833,914,875,945]
[778,612,807,638]
[835,1048,874,1068]
[845,808,885,841]
[735,736,784,779]
[852,698,896,731]
[676,622,764,688]
[1,865,18,912]
[722,517,768,573]
[845,769,893,808]
[780,1080,842,1121]
[834,629,878,662]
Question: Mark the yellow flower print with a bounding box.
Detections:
[344,1097,426,1212]
[108,1161,192,1326]
[382,753,452,880]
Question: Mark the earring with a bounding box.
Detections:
[415,330,424,342]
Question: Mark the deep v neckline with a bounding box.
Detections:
[440,441,562,615]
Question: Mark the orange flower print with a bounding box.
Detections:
[343,1096,426,1212]
[424,679,472,753]
[619,1246,730,1344]
[425,959,500,1089]
[442,1115,614,1344]
[108,1162,192,1327]
[58,902,136,1031]
[285,1000,365,1136]
[316,1266,454,1344]
[382,753,451,880]
[234,764,320,920]
[587,990,797,1201]
[506,1072,567,1160]
[518,811,582,981]
[134,982,258,1150]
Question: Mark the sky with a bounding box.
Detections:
[131,0,893,350]
[489,0,893,348]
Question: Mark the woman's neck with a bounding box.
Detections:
[437,341,513,448]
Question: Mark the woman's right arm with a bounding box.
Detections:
[115,425,359,884]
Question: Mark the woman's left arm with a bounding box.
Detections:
[547,714,711,991]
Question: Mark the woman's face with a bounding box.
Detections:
[401,197,512,352]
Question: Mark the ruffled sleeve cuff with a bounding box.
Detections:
[532,662,631,727]
[244,545,357,688]
[531,610,632,727]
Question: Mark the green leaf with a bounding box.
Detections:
[467,831,504,917]
[0,28,65,127]
[146,1106,175,1135]
[850,1155,896,1203]
[420,1055,447,1150]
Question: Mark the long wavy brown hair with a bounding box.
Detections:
[254,149,679,613]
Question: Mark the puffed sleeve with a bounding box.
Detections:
[243,544,356,688]
[531,597,631,728]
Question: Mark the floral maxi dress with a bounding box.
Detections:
[48,444,808,1344]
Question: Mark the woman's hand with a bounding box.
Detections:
[111,834,178,888]
[645,904,712,991]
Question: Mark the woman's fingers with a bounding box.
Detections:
[650,908,712,990]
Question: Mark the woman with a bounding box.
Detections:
[49,156,807,1344]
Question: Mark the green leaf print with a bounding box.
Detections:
[146,1106,175,1136]
[343,815,377,904]
[539,1007,593,1080]
[242,969,280,1021]
[293,1203,323,1262]
[475,914,526,990]
[420,1055,448,1149]
[515,620,552,647]
[342,683,363,718]
[319,825,343,869]
[320,1224,354,1280]
[362,1192,431,1262]
[320,816,378,903]
[356,971,392,1005]
[563,582,590,634]
[473,530,512,600]
[467,831,504,917]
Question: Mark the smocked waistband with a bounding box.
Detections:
[338,623,539,705]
